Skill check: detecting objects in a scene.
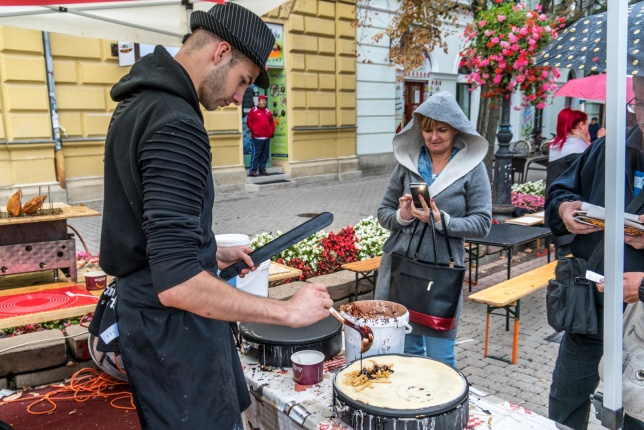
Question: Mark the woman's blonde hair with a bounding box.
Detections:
[417,115,454,132]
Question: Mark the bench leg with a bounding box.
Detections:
[354,272,359,302]
[484,308,490,358]
[484,302,521,365]
[373,269,378,298]
[511,300,522,365]
[468,243,473,292]
[352,269,379,302]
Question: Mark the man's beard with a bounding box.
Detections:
[199,65,230,111]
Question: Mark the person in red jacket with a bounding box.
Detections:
[246,94,275,176]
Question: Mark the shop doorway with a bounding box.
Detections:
[404,81,425,125]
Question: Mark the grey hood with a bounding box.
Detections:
[393,91,489,197]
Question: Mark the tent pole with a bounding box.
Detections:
[599,1,628,428]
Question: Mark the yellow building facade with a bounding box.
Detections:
[0,0,358,205]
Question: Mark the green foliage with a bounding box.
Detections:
[0,316,83,338]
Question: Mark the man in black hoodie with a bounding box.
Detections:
[98,4,333,429]
[546,76,644,429]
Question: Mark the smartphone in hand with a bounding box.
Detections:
[409,182,430,208]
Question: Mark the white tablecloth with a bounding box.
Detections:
[239,353,564,430]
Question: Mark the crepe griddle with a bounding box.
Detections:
[240,315,342,367]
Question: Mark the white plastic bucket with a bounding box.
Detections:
[215,234,251,288]
[236,259,271,297]
[215,234,250,248]
[341,300,412,362]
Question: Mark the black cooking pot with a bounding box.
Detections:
[239,315,342,367]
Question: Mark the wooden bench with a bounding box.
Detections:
[341,256,382,301]
[468,260,557,364]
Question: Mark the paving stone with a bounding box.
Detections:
[0,330,66,376]
[64,324,92,362]
[13,360,99,389]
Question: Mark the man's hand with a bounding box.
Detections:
[597,272,643,303]
[559,200,603,234]
[216,245,255,276]
[625,233,644,249]
[284,283,333,328]
[625,214,644,249]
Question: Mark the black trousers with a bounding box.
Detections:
[549,331,644,429]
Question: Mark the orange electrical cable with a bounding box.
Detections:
[1,367,135,415]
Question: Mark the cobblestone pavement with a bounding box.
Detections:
[67,172,603,429]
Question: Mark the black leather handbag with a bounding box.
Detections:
[546,249,601,335]
[389,211,465,331]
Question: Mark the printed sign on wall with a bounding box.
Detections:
[266,23,284,68]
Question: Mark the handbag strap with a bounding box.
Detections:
[405,210,455,267]
[586,189,644,271]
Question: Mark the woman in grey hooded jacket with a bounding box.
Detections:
[374,91,492,367]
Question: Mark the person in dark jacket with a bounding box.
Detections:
[246,94,275,176]
[98,4,333,429]
[588,117,601,142]
[546,75,644,430]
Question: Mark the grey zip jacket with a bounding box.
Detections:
[374,91,492,339]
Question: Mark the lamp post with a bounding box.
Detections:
[492,93,514,214]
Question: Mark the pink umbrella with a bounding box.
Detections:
[554,73,635,102]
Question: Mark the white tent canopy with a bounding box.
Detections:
[0,0,290,46]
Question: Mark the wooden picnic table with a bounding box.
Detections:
[268,262,302,282]
[504,211,545,226]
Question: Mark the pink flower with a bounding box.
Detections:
[491,37,500,44]
[539,14,547,21]
[478,20,487,27]
[497,15,506,22]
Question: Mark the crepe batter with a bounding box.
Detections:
[336,355,466,410]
